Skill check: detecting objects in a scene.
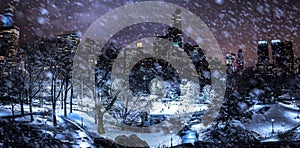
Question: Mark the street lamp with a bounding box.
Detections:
[143,75,147,95]
[271,118,274,134]
[170,130,173,147]
[297,104,300,118]
[44,118,47,139]
[292,97,295,107]
[220,77,226,85]
[282,123,286,132]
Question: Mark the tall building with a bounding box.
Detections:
[225,53,236,72]
[2,3,15,27]
[56,31,80,77]
[0,3,20,75]
[153,37,169,58]
[271,39,281,66]
[0,4,19,59]
[172,8,181,29]
[295,58,300,75]
[235,49,244,73]
[57,31,80,57]
[271,39,294,73]
[257,40,269,67]
[56,31,80,111]
[123,42,143,73]
[0,3,21,98]
[155,8,183,49]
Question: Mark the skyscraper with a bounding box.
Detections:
[57,31,80,74]
[295,58,300,75]
[225,53,236,72]
[155,8,183,49]
[57,31,80,57]
[0,4,19,59]
[0,3,20,77]
[172,8,182,30]
[257,40,269,67]
[56,31,80,78]
[2,3,15,27]
[0,3,21,99]
[236,49,244,72]
[56,31,80,113]
[271,39,294,73]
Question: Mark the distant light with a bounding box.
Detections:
[137,42,143,48]
[271,39,281,44]
[215,0,224,5]
[258,40,267,44]
[173,42,179,47]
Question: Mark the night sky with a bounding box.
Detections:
[1,0,299,66]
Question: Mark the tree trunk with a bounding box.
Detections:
[29,66,34,122]
[29,97,34,122]
[52,103,57,126]
[20,96,24,116]
[97,102,105,134]
[97,111,105,134]
[11,103,15,122]
[61,90,63,109]
[64,78,68,116]
[94,98,97,124]
[70,83,73,113]
[51,77,57,126]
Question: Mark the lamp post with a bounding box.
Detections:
[170,130,173,147]
[143,75,147,95]
[292,97,295,107]
[44,118,47,139]
[297,104,300,118]
[271,118,274,134]
[282,123,285,132]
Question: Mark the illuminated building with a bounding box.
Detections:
[225,53,236,72]
[2,3,14,27]
[57,31,80,58]
[271,39,294,73]
[123,42,143,73]
[295,58,300,75]
[0,4,19,59]
[257,40,269,67]
[56,31,80,107]
[236,49,244,70]
[172,8,182,29]
[0,3,20,76]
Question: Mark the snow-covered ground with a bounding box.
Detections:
[2,95,300,147]
[244,101,300,138]
[66,110,182,147]
[150,97,208,115]
[66,81,212,147]
[0,103,95,147]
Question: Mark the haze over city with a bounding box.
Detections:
[1,0,299,66]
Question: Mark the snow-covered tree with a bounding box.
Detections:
[38,38,65,126]
[21,42,49,121]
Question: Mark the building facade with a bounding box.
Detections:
[0,3,20,72]
[0,4,19,59]
[0,3,21,98]
[257,40,269,67]
[57,31,80,58]
[271,39,294,73]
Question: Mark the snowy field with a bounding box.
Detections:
[244,101,300,138]
[2,97,300,147]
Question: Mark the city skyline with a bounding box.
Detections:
[0,0,299,67]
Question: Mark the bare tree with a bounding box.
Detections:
[38,38,64,126]
[22,43,48,121]
[1,45,24,121]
